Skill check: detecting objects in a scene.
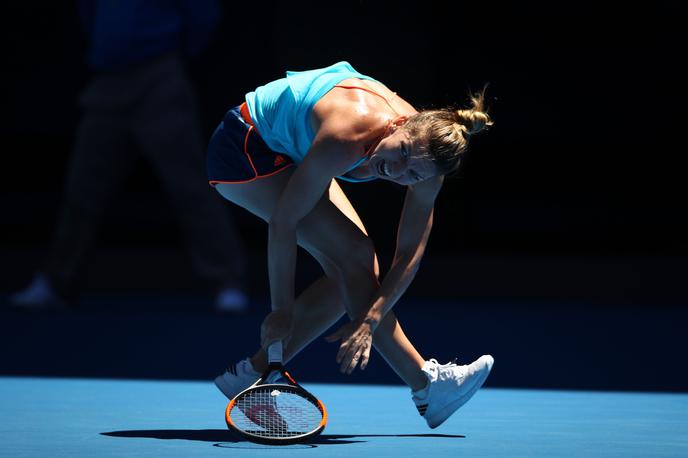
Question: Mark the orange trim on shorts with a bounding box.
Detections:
[239,102,254,127]
[208,125,293,187]
[243,126,259,176]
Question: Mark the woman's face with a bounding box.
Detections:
[368,123,437,186]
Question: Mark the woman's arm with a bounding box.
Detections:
[364,175,444,325]
[262,133,361,348]
[325,175,444,372]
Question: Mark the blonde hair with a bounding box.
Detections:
[404,87,493,175]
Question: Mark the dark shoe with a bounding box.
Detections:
[8,273,69,310]
[215,287,249,313]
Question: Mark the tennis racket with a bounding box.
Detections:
[224,341,328,445]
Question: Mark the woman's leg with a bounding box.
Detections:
[322,181,427,390]
[215,173,427,390]
[248,275,344,370]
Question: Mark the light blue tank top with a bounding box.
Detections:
[245,61,380,183]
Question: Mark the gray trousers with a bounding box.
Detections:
[43,53,245,298]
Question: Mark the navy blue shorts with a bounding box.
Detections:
[206,105,294,186]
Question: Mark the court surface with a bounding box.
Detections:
[1,377,686,457]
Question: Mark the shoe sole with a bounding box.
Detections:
[426,355,494,429]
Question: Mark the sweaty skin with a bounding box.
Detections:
[312,78,440,185]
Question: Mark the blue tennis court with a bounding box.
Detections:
[1,376,686,457]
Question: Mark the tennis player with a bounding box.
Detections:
[210,61,494,428]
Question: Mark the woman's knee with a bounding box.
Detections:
[310,238,378,315]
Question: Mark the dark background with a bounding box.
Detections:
[1,1,686,391]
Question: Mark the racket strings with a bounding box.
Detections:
[233,387,322,438]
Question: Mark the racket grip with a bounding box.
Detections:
[267,341,283,364]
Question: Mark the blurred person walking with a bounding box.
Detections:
[10,0,248,312]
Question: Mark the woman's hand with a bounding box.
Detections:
[260,309,293,350]
[325,317,377,374]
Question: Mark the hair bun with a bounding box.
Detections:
[454,89,493,136]
[401,85,493,176]
[455,109,492,136]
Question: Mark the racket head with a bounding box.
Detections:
[225,381,327,445]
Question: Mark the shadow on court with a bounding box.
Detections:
[101,429,464,445]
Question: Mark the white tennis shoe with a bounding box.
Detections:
[214,358,281,400]
[215,358,287,430]
[412,355,494,429]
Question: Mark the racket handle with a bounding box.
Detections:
[267,341,283,364]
